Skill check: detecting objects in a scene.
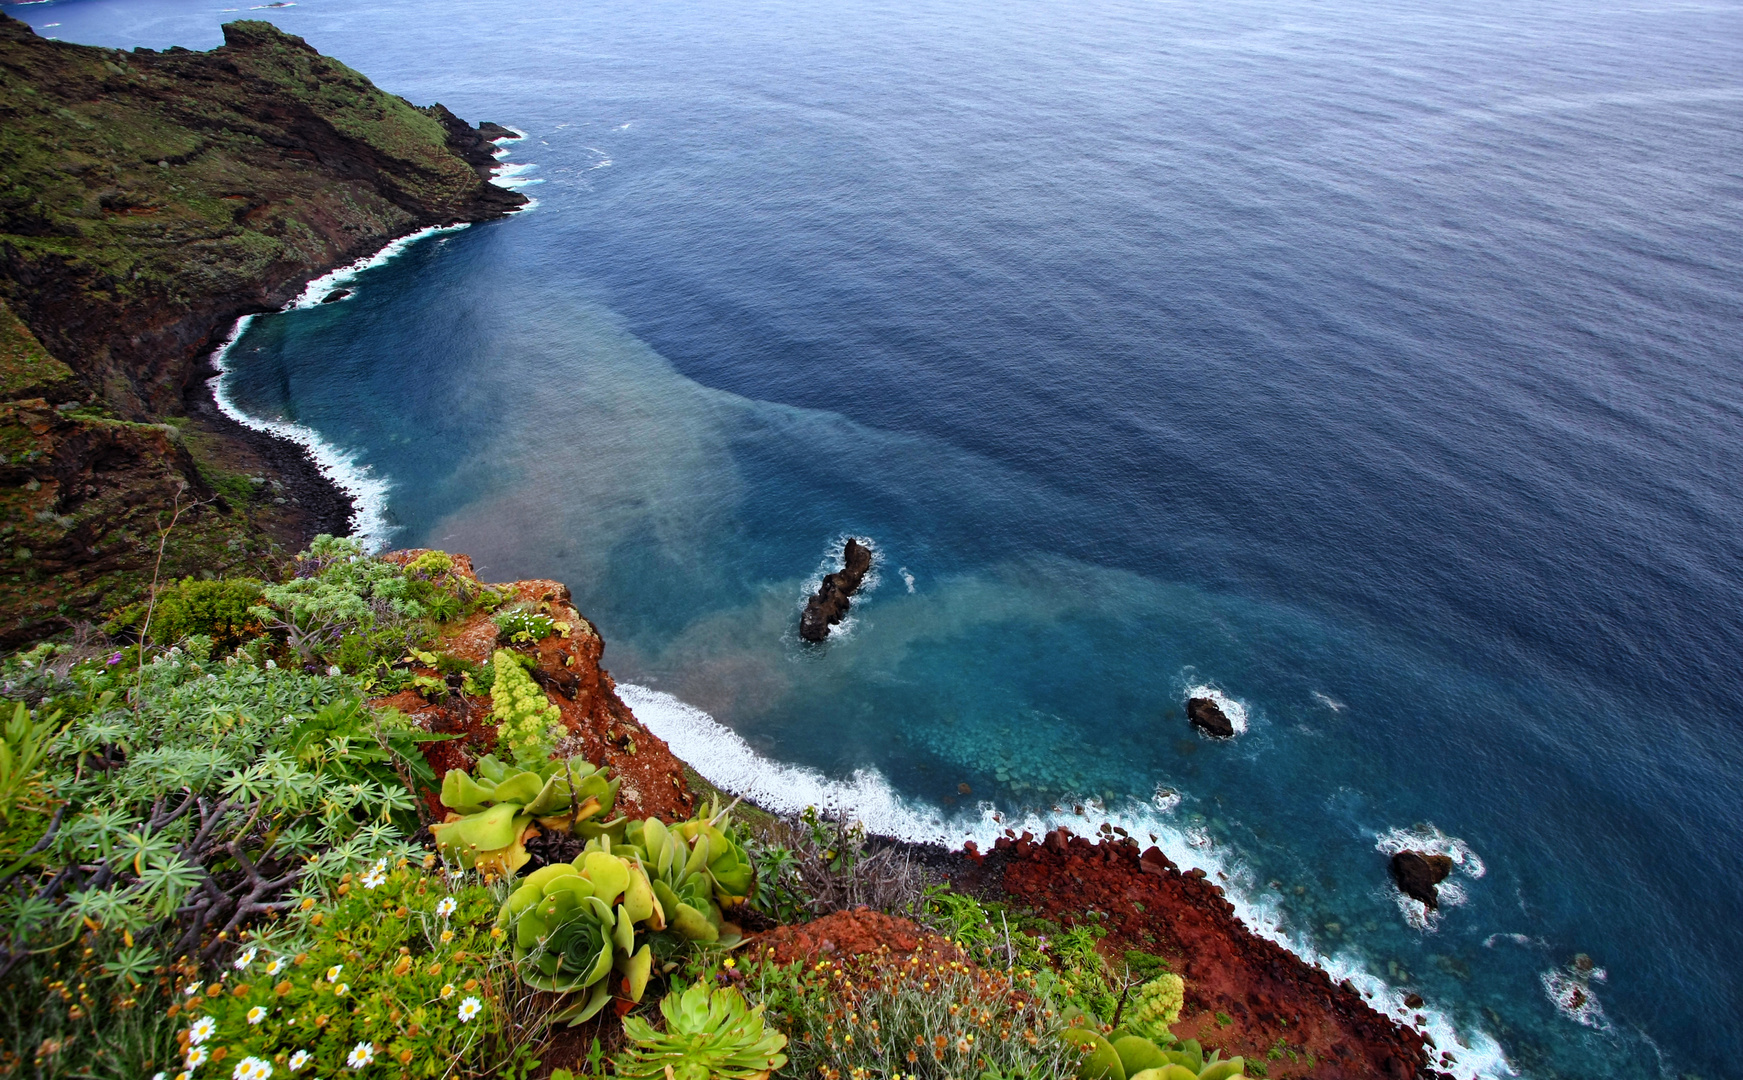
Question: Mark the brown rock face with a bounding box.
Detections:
[1389,851,1455,909]
[371,552,695,824]
[994,829,1438,1079]
[799,537,873,642]
[1187,696,1236,738]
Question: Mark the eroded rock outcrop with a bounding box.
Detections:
[369,551,696,824]
[1389,850,1455,909]
[1187,696,1235,738]
[799,537,872,641]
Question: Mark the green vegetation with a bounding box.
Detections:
[432,755,619,874]
[490,649,565,768]
[2,542,1236,1080]
[616,982,788,1080]
[178,860,523,1080]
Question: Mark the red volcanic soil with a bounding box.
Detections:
[752,908,967,968]
[371,551,695,824]
[990,829,1446,1080]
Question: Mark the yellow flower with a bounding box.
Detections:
[440,984,456,1000]
[439,930,454,944]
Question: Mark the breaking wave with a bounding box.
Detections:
[620,682,1513,1080]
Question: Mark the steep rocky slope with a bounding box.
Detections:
[0,14,524,643]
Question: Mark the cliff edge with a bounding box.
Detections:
[0,14,525,644]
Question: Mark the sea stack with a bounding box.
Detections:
[1390,850,1455,908]
[1187,696,1236,738]
[800,538,873,642]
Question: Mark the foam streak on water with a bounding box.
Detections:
[620,682,1515,1080]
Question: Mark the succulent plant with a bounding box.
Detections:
[497,851,659,1022]
[491,648,567,768]
[615,981,789,1080]
[431,754,618,874]
[1064,1025,1245,1080]
[1123,973,1186,1042]
[587,799,756,946]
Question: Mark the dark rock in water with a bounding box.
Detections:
[321,288,350,303]
[1404,992,1425,1010]
[478,121,520,141]
[1390,850,1455,909]
[800,537,872,642]
[1187,697,1235,738]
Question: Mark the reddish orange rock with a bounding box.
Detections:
[374,550,695,823]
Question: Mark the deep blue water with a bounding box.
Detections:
[14,0,1743,1074]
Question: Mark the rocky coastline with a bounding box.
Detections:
[0,16,1448,1076]
[0,12,525,643]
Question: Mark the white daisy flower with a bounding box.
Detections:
[360,871,385,890]
[185,1046,209,1070]
[234,947,258,971]
[457,997,481,1022]
[266,957,284,976]
[184,981,203,997]
[246,1005,268,1025]
[345,1042,374,1070]
[439,983,455,1000]
[188,1016,217,1044]
[234,1057,271,1080]
[325,965,342,983]
[334,983,349,997]
[288,1051,310,1074]
[435,897,457,918]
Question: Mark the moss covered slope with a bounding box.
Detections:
[0,13,522,417]
[0,14,525,645]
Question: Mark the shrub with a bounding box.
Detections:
[750,949,1074,1080]
[175,860,526,1080]
[490,649,563,770]
[493,607,558,646]
[108,577,267,652]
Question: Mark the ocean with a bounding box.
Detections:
[13,0,1743,1074]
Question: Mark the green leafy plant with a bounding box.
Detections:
[136,576,266,651]
[177,860,514,1080]
[495,852,659,1022]
[594,800,757,949]
[493,607,561,646]
[1061,1024,1246,1080]
[490,649,565,769]
[616,981,788,1080]
[431,755,618,875]
[750,948,1070,1080]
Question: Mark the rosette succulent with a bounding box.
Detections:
[497,850,661,1022]
[615,982,788,1080]
[1064,1026,1246,1080]
[431,754,618,874]
[587,799,756,946]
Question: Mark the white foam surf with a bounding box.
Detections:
[208,220,483,550]
[208,317,394,550]
[286,222,471,310]
[620,682,1513,1079]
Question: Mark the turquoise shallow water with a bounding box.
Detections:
[14,0,1743,1074]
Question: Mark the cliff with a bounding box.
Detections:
[0,14,525,644]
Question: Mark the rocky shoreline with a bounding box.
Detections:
[0,13,525,640]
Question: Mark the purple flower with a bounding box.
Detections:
[107,652,123,666]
